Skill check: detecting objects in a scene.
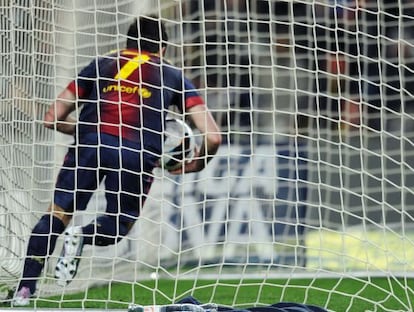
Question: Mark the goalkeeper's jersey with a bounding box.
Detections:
[67,48,204,153]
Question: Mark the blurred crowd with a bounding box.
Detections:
[179,0,414,141]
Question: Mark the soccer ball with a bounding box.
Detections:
[161,118,195,170]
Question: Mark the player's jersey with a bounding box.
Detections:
[67,48,204,154]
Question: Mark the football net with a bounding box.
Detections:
[1,0,414,309]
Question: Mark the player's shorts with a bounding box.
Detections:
[54,133,157,223]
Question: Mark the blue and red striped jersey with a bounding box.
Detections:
[67,49,204,154]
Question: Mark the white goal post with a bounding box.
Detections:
[1,0,414,310]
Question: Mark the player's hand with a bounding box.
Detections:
[44,110,56,129]
[167,146,204,174]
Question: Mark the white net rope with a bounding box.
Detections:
[1,0,414,306]
[1,1,55,291]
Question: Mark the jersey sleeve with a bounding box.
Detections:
[67,59,97,99]
[183,78,205,110]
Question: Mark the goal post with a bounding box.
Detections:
[1,0,414,310]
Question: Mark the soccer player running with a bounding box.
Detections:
[12,15,222,306]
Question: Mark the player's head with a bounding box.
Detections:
[126,15,168,53]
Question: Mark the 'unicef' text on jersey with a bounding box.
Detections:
[102,84,152,98]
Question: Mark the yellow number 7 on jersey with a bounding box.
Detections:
[115,54,150,80]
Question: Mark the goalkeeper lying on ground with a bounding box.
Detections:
[128,296,328,312]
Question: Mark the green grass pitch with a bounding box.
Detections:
[1,278,413,311]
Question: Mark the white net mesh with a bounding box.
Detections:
[1,0,414,309]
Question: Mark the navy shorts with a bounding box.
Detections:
[54,133,157,223]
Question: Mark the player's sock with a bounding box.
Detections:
[81,216,129,246]
[81,223,95,245]
[18,215,65,294]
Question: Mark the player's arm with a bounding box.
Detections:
[178,104,222,173]
[45,59,96,135]
[44,88,77,135]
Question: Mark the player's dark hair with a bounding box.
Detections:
[126,15,168,52]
